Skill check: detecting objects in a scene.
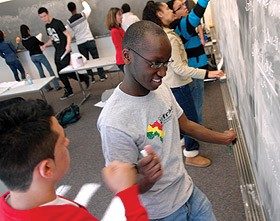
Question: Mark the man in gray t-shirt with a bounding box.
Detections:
[97,21,236,220]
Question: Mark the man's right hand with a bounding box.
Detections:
[137,145,163,193]
[102,161,137,193]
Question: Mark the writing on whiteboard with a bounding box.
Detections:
[245,0,253,12]
[264,29,280,51]
[245,0,280,18]
[268,0,280,18]
[252,39,277,97]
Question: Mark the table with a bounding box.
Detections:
[0,77,55,102]
[59,56,116,105]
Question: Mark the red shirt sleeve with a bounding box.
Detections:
[115,184,149,221]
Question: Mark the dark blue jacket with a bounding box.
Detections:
[0,39,19,65]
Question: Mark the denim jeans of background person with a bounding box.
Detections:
[31,54,61,91]
[189,64,209,125]
[8,60,26,81]
[171,84,200,155]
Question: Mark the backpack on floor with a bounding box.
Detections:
[57,103,80,128]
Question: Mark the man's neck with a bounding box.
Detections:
[48,17,53,24]
[7,186,56,210]
[120,76,150,97]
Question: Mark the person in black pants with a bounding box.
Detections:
[38,7,90,100]
[67,0,107,83]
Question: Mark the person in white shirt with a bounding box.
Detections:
[121,3,140,31]
[67,0,107,83]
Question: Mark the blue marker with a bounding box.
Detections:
[229,129,237,155]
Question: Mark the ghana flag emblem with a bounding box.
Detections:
[147,121,166,142]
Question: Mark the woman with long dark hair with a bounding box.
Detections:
[0,30,25,81]
[20,24,61,91]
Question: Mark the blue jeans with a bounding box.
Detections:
[31,54,60,90]
[171,84,200,152]
[8,60,25,81]
[150,184,216,221]
[78,40,105,80]
[189,79,204,125]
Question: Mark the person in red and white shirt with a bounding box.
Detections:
[0,99,156,221]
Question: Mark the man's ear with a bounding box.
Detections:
[156,11,163,20]
[122,49,131,64]
[38,159,55,178]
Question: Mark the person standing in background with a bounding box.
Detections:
[121,3,140,31]
[168,0,209,126]
[20,24,62,92]
[67,0,107,84]
[105,8,125,73]
[0,30,26,81]
[38,7,90,100]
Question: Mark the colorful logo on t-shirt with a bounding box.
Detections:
[147,121,165,142]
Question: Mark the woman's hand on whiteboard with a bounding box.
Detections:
[208,70,224,79]
[223,128,236,145]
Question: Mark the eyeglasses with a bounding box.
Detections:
[128,48,173,69]
[173,2,186,13]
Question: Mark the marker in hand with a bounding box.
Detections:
[132,149,149,173]
[228,129,237,155]
[141,149,148,157]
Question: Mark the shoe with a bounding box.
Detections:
[55,86,62,91]
[100,74,108,82]
[180,138,185,150]
[60,89,74,100]
[185,155,212,168]
[85,77,91,90]
[46,87,53,92]
[91,77,96,84]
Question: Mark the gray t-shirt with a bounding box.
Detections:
[97,82,193,219]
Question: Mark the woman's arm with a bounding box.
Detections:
[168,34,206,79]
[179,0,210,41]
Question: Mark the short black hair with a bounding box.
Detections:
[167,0,175,10]
[142,1,163,27]
[0,30,4,42]
[121,3,130,13]
[0,99,58,191]
[67,2,76,12]
[38,7,48,15]
[123,20,167,52]
[20,24,30,38]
